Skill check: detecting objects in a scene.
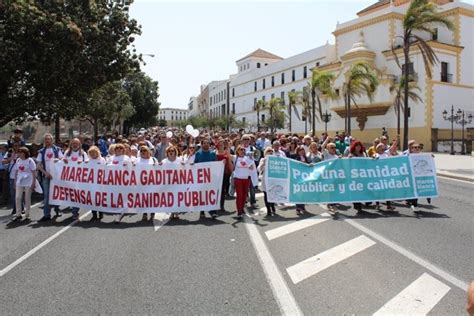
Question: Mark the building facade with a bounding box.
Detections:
[192,0,473,151]
[157,108,189,126]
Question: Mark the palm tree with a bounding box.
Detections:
[263,97,285,136]
[390,77,423,135]
[309,69,336,137]
[342,62,379,135]
[287,90,302,133]
[255,99,266,131]
[397,0,453,149]
[301,85,312,135]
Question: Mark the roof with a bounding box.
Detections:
[357,0,390,16]
[236,48,283,62]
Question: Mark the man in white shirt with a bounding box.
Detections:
[36,133,64,222]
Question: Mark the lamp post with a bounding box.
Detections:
[442,105,460,155]
[321,109,332,134]
[455,109,473,155]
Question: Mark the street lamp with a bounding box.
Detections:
[442,105,460,155]
[321,109,332,133]
[456,109,473,155]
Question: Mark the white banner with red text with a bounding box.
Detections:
[49,161,224,213]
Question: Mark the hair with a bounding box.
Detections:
[264,147,274,156]
[376,143,386,152]
[114,143,125,151]
[88,146,101,158]
[309,142,319,152]
[18,146,30,158]
[166,145,179,156]
[65,138,84,157]
[108,144,116,155]
[350,141,366,154]
[235,145,245,155]
[139,146,151,155]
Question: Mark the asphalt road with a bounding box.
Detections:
[0,176,472,315]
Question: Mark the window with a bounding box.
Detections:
[261,114,265,122]
[303,66,307,79]
[242,117,246,123]
[316,62,320,67]
[263,78,266,89]
[254,81,257,91]
[232,103,235,114]
[432,28,438,41]
[335,89,340,96]
[280,91,285,101]
[265,63,268,66]
[254,98,257,110]
[281,73,285,84]
[271,93,275,99]
[232,88,235,97]
[271,76,275,87]
[292,69,295,82]
[402,62,416,81]
[257,62,261,68]
[441,62,451,82]
[224,90,226,99]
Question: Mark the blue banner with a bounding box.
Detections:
[265,154,438,204]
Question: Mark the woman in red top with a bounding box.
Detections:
[216,139,233,212]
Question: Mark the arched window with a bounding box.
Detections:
[257,62,261,68]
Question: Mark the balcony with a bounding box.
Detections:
[440,73,453,83]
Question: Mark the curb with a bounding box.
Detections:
[437,172,474,183]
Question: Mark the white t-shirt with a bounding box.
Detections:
[322,149,339,161]
[233,156,254,179]
[162,157,184,166]
[137,157,156,165]
[87,157,106,165]
[65,150,88,163]
[14,158,36,187]
[107,155,130,166]
[37,147,64,173]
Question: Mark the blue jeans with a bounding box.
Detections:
[249,182,256,204]
[41,177,59,218]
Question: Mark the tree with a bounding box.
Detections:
[397,0,453,149]
[255,99,266,131]
[389,77,422,135]
[308,69,336,137]
[287,91,302,133]
[0,1,142,141]
[123,71,160,130]
[261,97,285,136]
[301,85,312,135]
[342,62,379,135]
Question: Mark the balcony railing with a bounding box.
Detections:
[440,73,453,83]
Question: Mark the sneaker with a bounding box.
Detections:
[37,216,51,222]
[142,214,148,221]
[149,214,155,221]
[13,215,22,221]
[98,213,103,220]
[427,198,431,204]
[72,214,80,221]
[410,205,418,213]
[211,213,218,220]
[90,215,98,221]
[199,212,206,218]
[55,210,62,217]
[10,210,16,215]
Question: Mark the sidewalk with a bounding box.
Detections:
[433,152,474,182]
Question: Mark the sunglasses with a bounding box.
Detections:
[412,146,420,149]
[140,149,148,152]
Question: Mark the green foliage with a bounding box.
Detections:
[397,0,453,149]
[308,69,336,136]
[123,71,160,128]
[0,0,142,128]
[342,62,379,135]
[287,90,302,132]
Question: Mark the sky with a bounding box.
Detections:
[129,0,375,109]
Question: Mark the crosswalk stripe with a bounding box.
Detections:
[286,235,376,284]
[373,273,450,315]
[265,213,332,241]
[153,213,170,232]
[256,192,264,198]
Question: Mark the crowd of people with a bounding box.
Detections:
[0,127,430,223]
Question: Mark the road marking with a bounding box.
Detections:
[153,213,170,232]
[0,210,91,277]
[373,273,450,315]
[243,216,303,316]
[338,213,469,292]
[265,213,331,241]
[31,202,42,209]
[256,192,264,198]
[287,235,376,284]
[438,175,473,184]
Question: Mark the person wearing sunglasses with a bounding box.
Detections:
[162,146,183,220]
[233,145,255,219]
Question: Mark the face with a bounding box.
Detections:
[115,147,124,156]
[71,139,81,150]
[242,138,250,146]
[265,149,274,156]
[140,148,150,159]
[355,144,361,152]
[44,135,53,147]
[202,140,210,151]
[310,144,318,153]
[410,144,420,153]
[327,144,337,154]
[89,151,99,160]
[237,147,245,157]
[167,150,177,160]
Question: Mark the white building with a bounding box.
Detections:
[197,0,473,151]
[157,107,189,126]
[209,79,229,119]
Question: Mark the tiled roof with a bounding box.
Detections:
[236,48,283,62]
[357,0,391,16]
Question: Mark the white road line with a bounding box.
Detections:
[255,192,264,198]
[339,215,470,292]
[287,235,376,284]
[265,213,332,241]
[0,210,91,277]
[373,273,450,315]
[437,175,473,184]
[153,213,170,232]
[31,202,42,209]
[243,216,303,316]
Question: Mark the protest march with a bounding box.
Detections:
[1,126,437,223]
